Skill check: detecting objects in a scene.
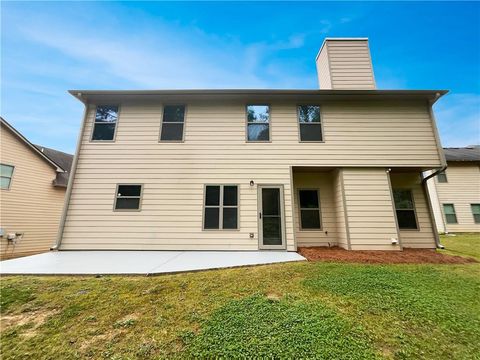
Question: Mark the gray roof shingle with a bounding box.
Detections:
[444,146,480,162]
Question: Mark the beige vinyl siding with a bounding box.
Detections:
[0,125,66,259]
[293,171,337,247]
[341,168,400,251]
[61,99,442,251]
[323,40,376,90]
[435,164,480,232]
[333,169,349,249]
[390,172,436,248]
[316,46,332,89]
[425,169,446,233]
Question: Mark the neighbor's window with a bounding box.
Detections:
[393,189,418,229]
[204,185,238,229]
[298,189,321,229]
[471,204,480,224]
[114,184,143,211]
[298,105,322,142]
[443,204,457,224]
[0,164,14,190]
[92,105,119,141]
[437,171,448,183]
[160,105,185,141]
[247,105,270,141]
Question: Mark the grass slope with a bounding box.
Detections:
[1,234,479,359]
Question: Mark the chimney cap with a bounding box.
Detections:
[316,37,370,61]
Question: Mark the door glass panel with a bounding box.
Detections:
[262,217,282,245]
[262,188,280,216]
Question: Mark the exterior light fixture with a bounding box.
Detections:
[249,180,254,187]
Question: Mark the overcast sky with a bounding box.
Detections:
[2,1,479,153]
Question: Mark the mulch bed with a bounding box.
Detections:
[298,247,478,264]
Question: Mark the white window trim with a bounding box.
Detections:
[393,188,420,231]
[90,105,121,142]
[0,163,15,191]
[245,104,271,143]
[159,104,187,143]
[296,104,325,143]
[297,188,322,231]
[202,184,240,231]
[113,184,144,212]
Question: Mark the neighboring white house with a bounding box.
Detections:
[55,38,447,252]
[426,146,480,233]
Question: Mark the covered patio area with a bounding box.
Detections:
[0,250,305,275]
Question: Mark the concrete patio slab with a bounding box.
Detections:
[0,250,306,275]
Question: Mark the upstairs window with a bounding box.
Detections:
[114,184,143,211]
[204,185,238,230]
[298,105,322,142]
[247,105,270,142]
[92,105,119,141]
[393,189,418,229]
[443,204,458,224]
[160,105,185,141]
[437,171,448,183]
[471,204,480,224]
[298,189,322,230]
[0,164,14,190]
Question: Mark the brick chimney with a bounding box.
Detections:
[316,38,376,90]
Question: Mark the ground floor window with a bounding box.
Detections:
[471,204,480,224]
[298,189,321,229]
[393,189,418,229]
[443,204,458,224]
[114,184,143,211]
[204,185,238,230]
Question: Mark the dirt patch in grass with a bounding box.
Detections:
[298,247,478,264]
[1,309,59,338]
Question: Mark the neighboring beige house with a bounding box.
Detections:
[426,146,480,233]
[56,38,447,252]
[0,117,73,259]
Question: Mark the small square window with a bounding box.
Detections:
[247,105,270,142]
[160,105,185,141]
[92,105,118,141]
[437,171,448,183]
[298,105,322,142]
[114,184,142,211]
[0,164,14,190]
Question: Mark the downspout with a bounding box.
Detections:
[51,96,88,250]
[421,166,447,249]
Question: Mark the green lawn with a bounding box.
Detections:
[1,234,479,359]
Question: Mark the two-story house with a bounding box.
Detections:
[55,38,447,252]
[426,146,480,233]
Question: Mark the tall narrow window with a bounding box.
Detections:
[471,204,480,224]
[160,105,185,141]
[393,189,418,229]
[443,204,458,224]
[204,185,238,229]
[92,105,118,141]
[437,171,448,183]
[298,189,321,229]
[247,105,269,141]
[114,184,143,211]
[298,105,322,142]
[0,164,14,190]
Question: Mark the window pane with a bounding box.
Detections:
[115,198,140,210]
[443,204,456,215]
[437,172,447,183]
[446,214,458,224]
[205,186,220,206]
[298,105,320,123]
[299,190,319,208]
[1,177,11,189]
[262,188,280,216]
[247,105,269,123]
[161,123,184,141]
[262,217,282,245]
[92,123,116,141]
[247,124,269,141]
[204,207,220,229]
[223,186,238,206]
[471,204,480,215]
[474,214,480,224]
[0,164,14,177]
[223,208,238,229]
[117,185,141,197]
[396,210,418,229]
[393,190,414,209]
[300,124,322,142]
[95,106,118,123]
[301,209,321,229]
[163,105,185,122]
